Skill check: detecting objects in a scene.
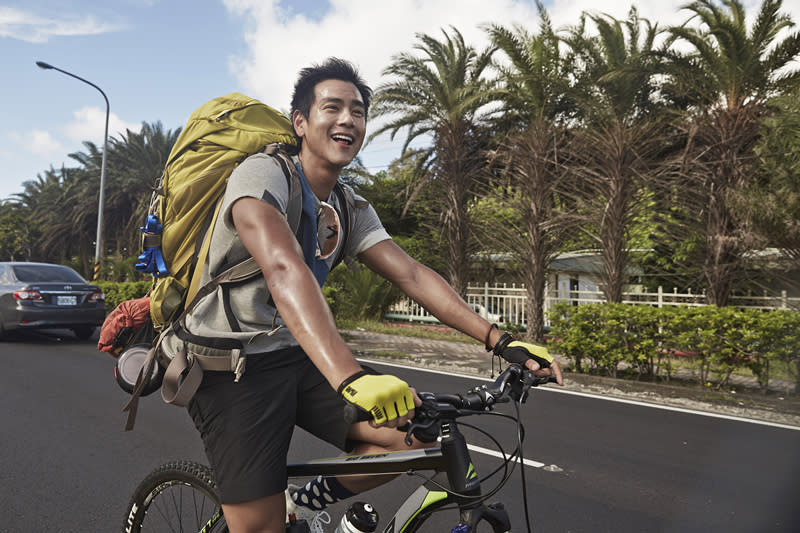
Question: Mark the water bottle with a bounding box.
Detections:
[334,502,379,533]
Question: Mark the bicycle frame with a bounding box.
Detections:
[285,418,511,532]
[128,365,547,533]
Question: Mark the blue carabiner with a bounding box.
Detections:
[135,214,170,277]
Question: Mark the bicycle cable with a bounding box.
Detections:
[457,419,510,484]
[514,397,534,533]
[401,409,525,507]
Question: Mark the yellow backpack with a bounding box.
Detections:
[136,92,300,330]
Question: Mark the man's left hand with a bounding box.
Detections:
[499,338,564,385]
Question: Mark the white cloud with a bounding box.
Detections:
[0,6,121,43]
[28,129,67,157]
[64,106,140,145]
[223,0,540,108]
[8,129,66,158]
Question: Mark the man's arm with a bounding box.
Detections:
[359,240,501,345]
[232,196,361,388]
[359,240,563,383]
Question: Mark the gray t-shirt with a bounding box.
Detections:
[180,152,391,354]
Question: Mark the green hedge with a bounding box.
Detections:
[96,281,151,313]
[548,303,800,393]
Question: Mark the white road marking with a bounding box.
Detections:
[466,444,553,470]
[542,387,800,431]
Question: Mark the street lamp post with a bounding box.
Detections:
[36,61,109,280]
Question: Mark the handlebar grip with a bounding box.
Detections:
[343,402,373,425]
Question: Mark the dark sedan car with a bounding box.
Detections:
[0,262,105,340]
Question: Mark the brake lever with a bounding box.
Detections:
[516,372,559,403]
[508,371,529,403]
[401,418,439,446]
[399,396,441,446]
[518,371,537,403]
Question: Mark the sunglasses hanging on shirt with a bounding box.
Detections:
[316,201,341,260]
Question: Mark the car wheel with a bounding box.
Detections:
[73,326,95,340]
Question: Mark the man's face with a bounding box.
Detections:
[294,79,366,171]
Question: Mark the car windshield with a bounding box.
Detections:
[12,265,86,283]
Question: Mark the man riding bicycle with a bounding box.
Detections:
[180,57,563,532]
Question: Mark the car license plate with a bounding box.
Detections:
[57,295,77,306]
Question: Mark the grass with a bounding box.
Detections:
[337,319,479,344]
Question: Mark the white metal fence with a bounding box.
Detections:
[384,283,800,327]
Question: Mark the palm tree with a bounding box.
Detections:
[11,166,94,272]
[4,122,179,276]
[0,204,40,261]
[69,121,181,271]
[482,4,579,340]
[104,122,181,255]
[562,7,670,303]
[662,0,800,305]
[369,26,497,296]
[751,89,800,261]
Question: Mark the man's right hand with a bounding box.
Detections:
[338,371,415,426]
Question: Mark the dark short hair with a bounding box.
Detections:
[290,57,373,121]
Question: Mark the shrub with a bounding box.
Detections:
[549,302,800,391]
[324,264,402,322]
[96,281,151,313]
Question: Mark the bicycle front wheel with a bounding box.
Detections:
[123,460,227,532]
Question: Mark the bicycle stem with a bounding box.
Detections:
[441,421,482,503]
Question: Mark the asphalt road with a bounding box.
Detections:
[1,331,798,532]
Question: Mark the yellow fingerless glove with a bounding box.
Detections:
[338,371,414,425]
[493,332,553,368]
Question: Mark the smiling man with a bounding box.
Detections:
[181,58,562,532]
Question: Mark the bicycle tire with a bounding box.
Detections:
[123,460,228,533]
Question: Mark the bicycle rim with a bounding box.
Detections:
[124,460,227,533]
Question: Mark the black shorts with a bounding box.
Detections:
[187,346,352,504]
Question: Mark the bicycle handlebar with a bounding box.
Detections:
[342,364,556,431]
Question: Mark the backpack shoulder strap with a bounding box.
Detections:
[264,144,302,236]
[331,182,369,269]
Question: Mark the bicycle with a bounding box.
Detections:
[123,363,556,532]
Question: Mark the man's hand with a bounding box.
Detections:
[495,334,564,385]
[338,372,417,427]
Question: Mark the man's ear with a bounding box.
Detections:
[292,109,306,138]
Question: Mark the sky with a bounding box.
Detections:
[1,0,797,202]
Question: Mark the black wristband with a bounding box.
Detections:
[337,370,369,395]
[492,332,515,357]
[484,323,499,352]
